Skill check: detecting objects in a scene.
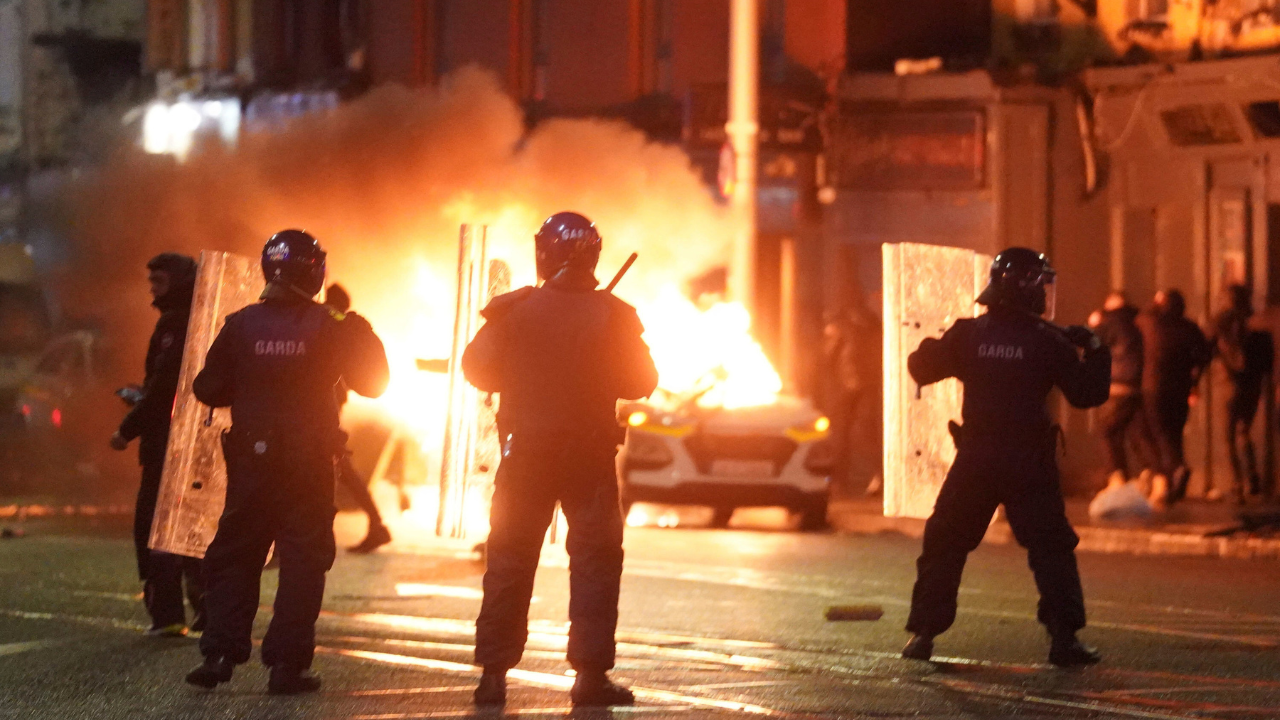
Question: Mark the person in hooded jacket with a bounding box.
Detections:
[901,248,1109,668]
[1137,290,1211,504]
[1088,291,1157,486]
[322,283,392,553]
[462,212,658,708]
[1210,285,1274,503]
[110,253,205,637]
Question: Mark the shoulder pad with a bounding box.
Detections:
[480,286,536,320]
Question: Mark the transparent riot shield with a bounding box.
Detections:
[882,243,991,519]
[437,225,510,539]
[150,251,264,557]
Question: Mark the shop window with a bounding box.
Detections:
[1244,101,1280,138]
[830,109,986,191]
[1160,104,1242,146]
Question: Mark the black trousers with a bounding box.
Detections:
[335,454,383,527]
[1098,391,1156,477]
[1227,384,1263,495]
[1147,391,1191,477]
[134,462,204,628]
[906,444,1085,639]
[475,445,625,672]
[199,441,336,668]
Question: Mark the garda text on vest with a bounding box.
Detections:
[978,343,1024,360]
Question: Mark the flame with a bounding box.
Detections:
[347,241,782,538]
[638,286,782,409]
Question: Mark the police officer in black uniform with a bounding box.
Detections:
[462,212,658,708]
[901,248,1110,667]
[110,253,205,636]
[184,230,389,694]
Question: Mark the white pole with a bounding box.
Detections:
[727,0,758,312]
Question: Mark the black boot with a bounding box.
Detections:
[1049,635,1102,667]
[185,656,234,689]
[901,634,934,661]
[268,665,322,695]
[473,671,507,706]
[570,672,635,707]
[347,523,392,554]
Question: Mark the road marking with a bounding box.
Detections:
[0,607,148,632]
[1073,689,1280,716]
[682,680,794,690]
[320,646,787,716]
[0,639,64,657]
[321,610,785,672]
[928,677,1201,720]
[68,590,142,602]
[342,685,474,696]
[320,634,567,662]
[393,583,485,600]
[343,709,688,719]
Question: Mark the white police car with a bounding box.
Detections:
[618,395,833,530]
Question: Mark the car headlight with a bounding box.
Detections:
[785,416,830,443]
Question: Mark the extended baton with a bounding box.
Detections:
[605,252,638,293]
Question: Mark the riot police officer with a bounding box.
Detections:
[110,253,204,636]
[184,230,389,694]
[902,248,1110,667]
[462,212,658,707]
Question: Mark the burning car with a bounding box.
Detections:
[618,387,833,531]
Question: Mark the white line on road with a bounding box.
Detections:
[0,639,65,657]
[319,646,787,716]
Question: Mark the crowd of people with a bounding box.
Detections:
[1088,285,1274,508]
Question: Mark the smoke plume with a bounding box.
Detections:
[64,67,734,379]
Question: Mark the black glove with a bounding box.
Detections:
[1062,325,1102,351]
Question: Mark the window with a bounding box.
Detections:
[1244,101,1280,138]
[830,110,987,191]
[1160,104,1243,146]
[1128,0,1169,20]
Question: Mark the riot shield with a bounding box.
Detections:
[882,243,991,519]
[150,251,263,557]
[437,225,511,539]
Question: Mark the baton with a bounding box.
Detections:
[605,253,638,293]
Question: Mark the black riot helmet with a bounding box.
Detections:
[261,229,326,298]
[977,247,1057,318]
[534,212,602,284]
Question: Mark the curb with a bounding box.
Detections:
[831,507,1280,560]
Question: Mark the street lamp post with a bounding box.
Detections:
[727,0,758,313]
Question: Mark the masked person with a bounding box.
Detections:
[1088,291,1157,488]
[322,284,392,553]
[1211,285,1274,504]
[184,230,389,695]
[902,248,1110,667]
[462,212,658,708]
[110,253,205,637]
[1138,290,1211,505]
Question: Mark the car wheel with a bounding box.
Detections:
[797,498,829,531]
[709,506,735,529]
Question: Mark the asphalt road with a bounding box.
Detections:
[1,507,1278,719]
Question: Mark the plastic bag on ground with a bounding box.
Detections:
[1088,481,1154,523]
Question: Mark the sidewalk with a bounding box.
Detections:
[830,497,1280,560]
